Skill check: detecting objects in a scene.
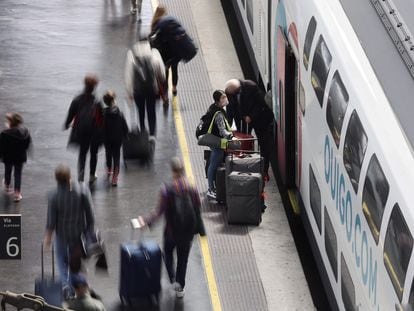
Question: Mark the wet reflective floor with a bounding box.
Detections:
[0,1,211,310]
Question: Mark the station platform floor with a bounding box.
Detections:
[0,0,315,310]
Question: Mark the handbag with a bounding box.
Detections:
[81,229,104,258]
[197,133,221,148]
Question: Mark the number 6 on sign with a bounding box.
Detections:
[0,214,21,259]
[7,237,19,257]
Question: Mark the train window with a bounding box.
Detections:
[303,16,317,71]
[343,110,368,193]
[326,71,349,148]
[309,164,322,233]
[325,207,338,281]
[311,35,332,107]
[341,253,356,311]
[384,203,413,301]
[362,154,389,244]
[299,82,305,115]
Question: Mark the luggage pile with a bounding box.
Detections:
[214,136,265,226]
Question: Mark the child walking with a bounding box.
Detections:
[103,91,128,186]
[0,112,32,202]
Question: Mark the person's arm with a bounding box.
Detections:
[140,184,169,227]
[64,98,78,130]
[125,49,135,100]
[215,113,232,139]
[121,113,129,138]
[81,185,95,232]
[44,192,57,249]
[152,49,166,98]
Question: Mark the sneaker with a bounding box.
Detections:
[175,286,185,298]
[206,189,216,200]
[130,7,137,14]
[14,192,22,202]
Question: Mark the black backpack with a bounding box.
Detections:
[133,55,155,94]
[169,186,197,237]
[195,105,221,139]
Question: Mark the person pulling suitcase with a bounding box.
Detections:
[137,157,205,298]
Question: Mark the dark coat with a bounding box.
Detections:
[151,16,187,65]
[0,126,32,164]
[65,93,104,147]
[103,106,128,145]
[228,80,274,132]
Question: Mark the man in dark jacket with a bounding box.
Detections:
[102,90,128,186]
[0,112,32,202]
[137,157,205,298]
[225,79,274,180]
[44,165,95,299]
[64,75,104,183]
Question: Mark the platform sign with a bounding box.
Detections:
[0,214,21,259]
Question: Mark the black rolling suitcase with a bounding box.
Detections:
[226,171,263,225]
[225,153,264,176]
[215,165,226,204]
[119,225,162,306]
[34,244,62,307]
[122,103,155,165]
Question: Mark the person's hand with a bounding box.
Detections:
[244,116,252,124]
[138,216,146,227]
[43,235,52,250]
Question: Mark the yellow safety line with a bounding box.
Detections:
[288,189,300,215]
[149,0,222,309]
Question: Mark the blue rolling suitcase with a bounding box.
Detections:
[34,244,63,307]
[119,240,162,306]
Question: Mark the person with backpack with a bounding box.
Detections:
[204,90,234,200]
[137,157,205,298]
[125,39,166,137]
[64,75,104,183]
[150,5,197,106]
[102,90,128,187]
[0,112,32,202]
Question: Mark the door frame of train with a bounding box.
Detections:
[276,26,297,188]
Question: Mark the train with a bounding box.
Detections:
[229,0,414,310]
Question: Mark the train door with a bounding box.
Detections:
[276,26,297,188]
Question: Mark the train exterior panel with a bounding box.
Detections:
[232,0,414,310]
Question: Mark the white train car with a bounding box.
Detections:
[231,0,414,310]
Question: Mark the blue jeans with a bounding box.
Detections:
[55,238,77,296]
[207,148,224,191]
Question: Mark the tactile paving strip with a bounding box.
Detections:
[159,0,268,310]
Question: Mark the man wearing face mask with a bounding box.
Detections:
[206,90,234,200]
[225,79,274,182]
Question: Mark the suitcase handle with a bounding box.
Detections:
[130,219,145,242]
[40,243,55,281]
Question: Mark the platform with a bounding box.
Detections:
[0,0,314,310]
